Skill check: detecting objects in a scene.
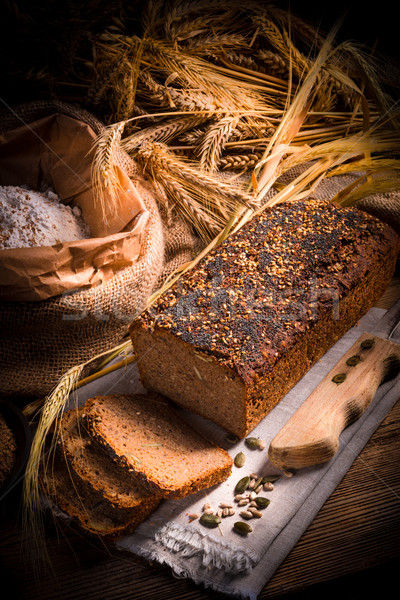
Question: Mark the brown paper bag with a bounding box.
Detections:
[0,113,149,301]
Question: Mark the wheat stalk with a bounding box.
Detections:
[91,121,126,220]
[22,364,84,564]
[122,114,207,151]
[198,115,241,172]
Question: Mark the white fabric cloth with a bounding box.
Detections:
[68,307,400,600]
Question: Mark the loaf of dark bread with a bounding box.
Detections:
[81,393,233,498]
[130,199,400,438]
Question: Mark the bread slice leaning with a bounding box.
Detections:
[82,393,233,499]
[57,407,155,510]
[40,450,160,540]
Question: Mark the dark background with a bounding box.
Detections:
[0,0,398,109]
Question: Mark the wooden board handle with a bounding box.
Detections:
[268,332,400,470]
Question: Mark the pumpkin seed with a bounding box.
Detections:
[234,452,246,468]
[199,513,221,528]
[254,497,271,509]
[245,437,262,449]
[235,475,250,494]
[261,475,280,483]
[233,521,253,535]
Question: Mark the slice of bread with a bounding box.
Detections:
[82,393,233,499]
[58,407,153,510]
[40,450,160,540]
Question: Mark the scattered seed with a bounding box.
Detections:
[202,502,211,511]
[283,470,295,478]
[249,491,257,500]
[235,475,250,494]
[263,482,274,491]
[254,497,271,509]
[233,521,253,535]
[238,498,249,506]
[219,502,234,509]
[222,507,235,517]
[234,493,248,502]
[234,452,246,468]
[255,485,263,494]
[248,501,258,508]
[240,510,254,519]
[249,472,259,479]
[248,507,263,518]
[248,479,256,490]
[203,508,214,514]
[199,513,221,528]
[258,439,266,450]
[245,437,262,450]
[261,475,280,483]
[217,508,223,518]
[188,513,200,521]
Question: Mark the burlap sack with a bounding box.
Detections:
[0,100,198,398]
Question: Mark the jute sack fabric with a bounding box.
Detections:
[0,100,198,398]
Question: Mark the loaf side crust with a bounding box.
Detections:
[130,199,400,437]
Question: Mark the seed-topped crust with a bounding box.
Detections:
[138,199,398,382]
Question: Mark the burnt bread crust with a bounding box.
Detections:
[130,198,400,438]
[40,450,161,540]
[81,393,233,499]
[58,408,153,510]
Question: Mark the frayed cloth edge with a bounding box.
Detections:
[119,540,258,600]
[154,521,259,574]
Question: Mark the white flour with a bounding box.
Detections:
[0,185,91,249]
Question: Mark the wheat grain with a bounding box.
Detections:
[198,115,241,172]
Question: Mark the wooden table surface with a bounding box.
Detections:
[1,275,399,600]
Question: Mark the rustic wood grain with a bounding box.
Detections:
[269,332,400,470]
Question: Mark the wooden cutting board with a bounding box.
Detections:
[268,331,400,470]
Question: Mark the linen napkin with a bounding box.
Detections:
[68,307,400,599]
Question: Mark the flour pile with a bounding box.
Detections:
[0,185,90,249]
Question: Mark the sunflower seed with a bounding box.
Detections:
[188,513,200,521]
[240,510,254,519]
[248,508,263,518]
[219,502,234,509]
[238,498,250,506]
